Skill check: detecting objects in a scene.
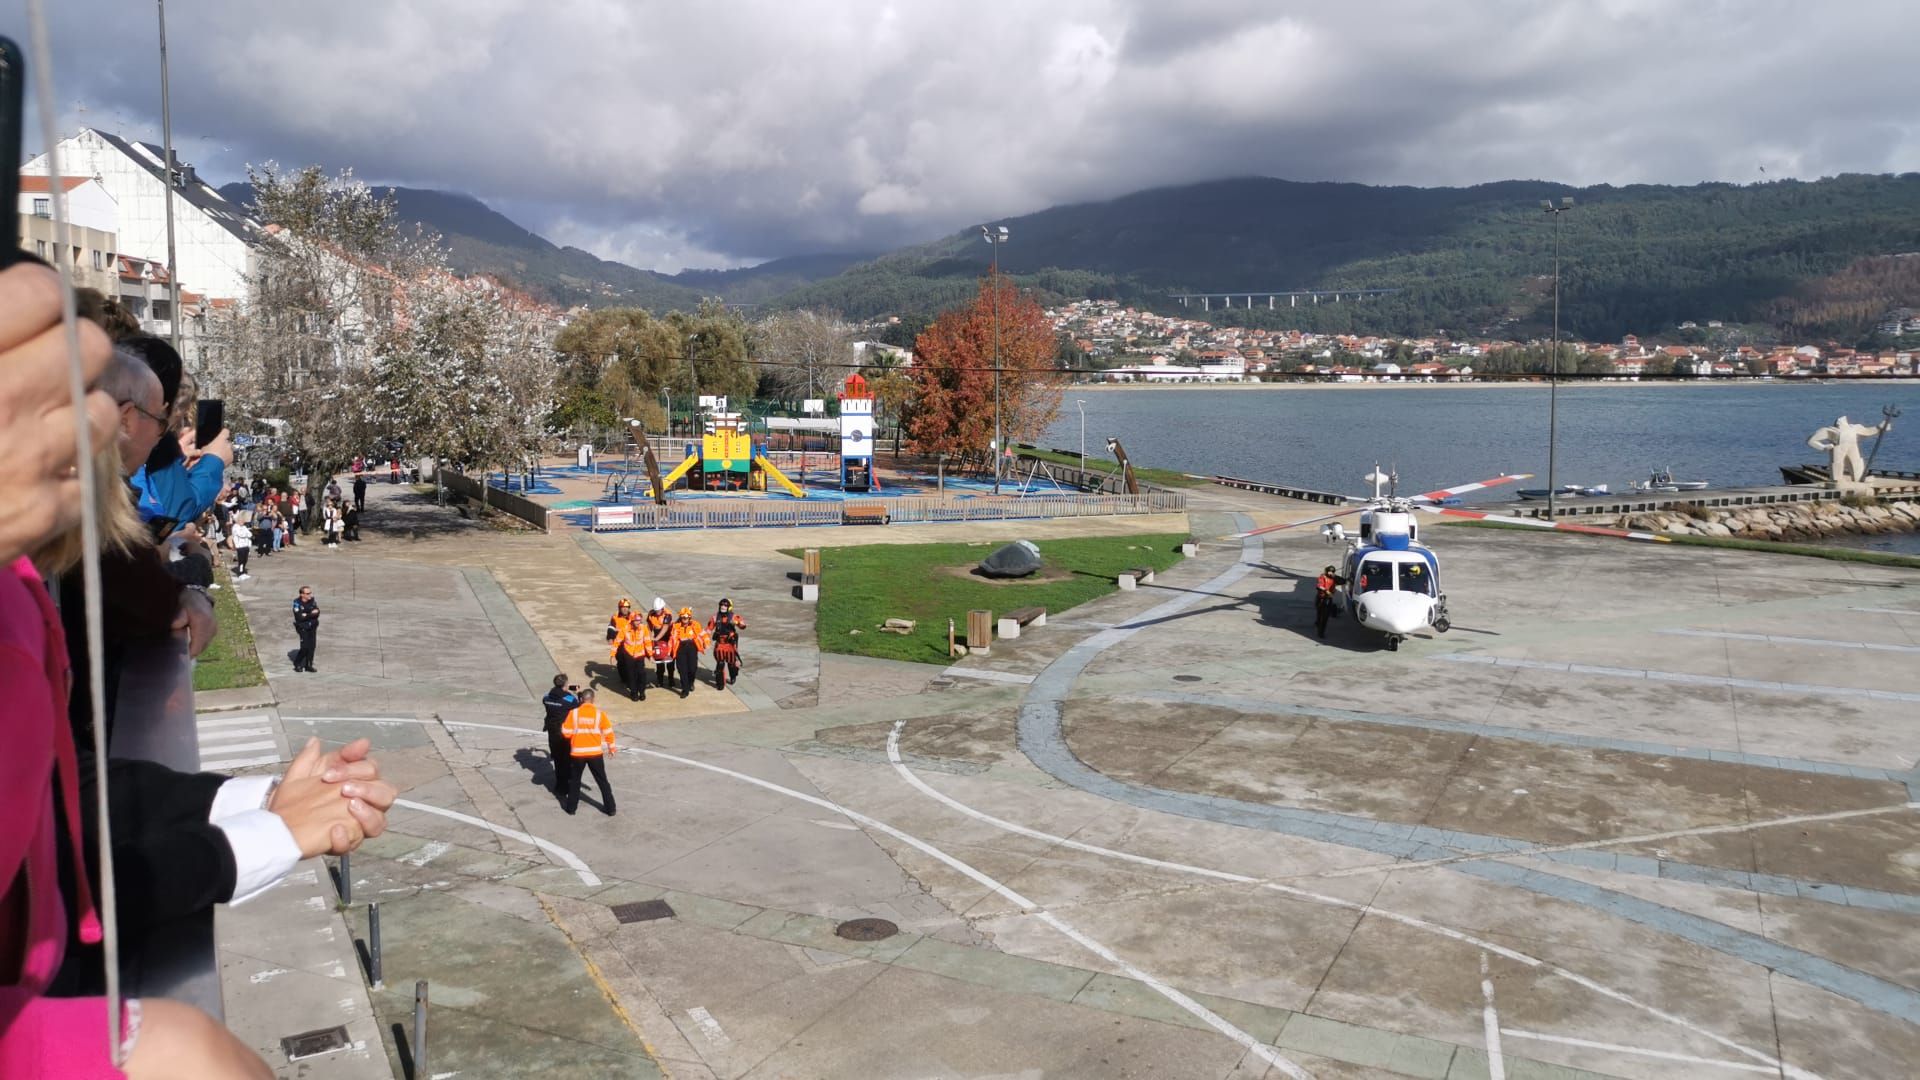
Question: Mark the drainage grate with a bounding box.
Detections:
[1172,674,1203,682]
[611,899,676,924]
[834,917,899,941]
[281,1025,351,1061]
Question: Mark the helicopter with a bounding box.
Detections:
[1236,466,1670,650]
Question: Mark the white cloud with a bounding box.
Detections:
[21,0,1920,270]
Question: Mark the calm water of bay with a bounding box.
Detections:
[1043,382,1920,552]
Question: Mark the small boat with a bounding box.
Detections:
[1516,484,1610,500]
[1630,466,1708,493]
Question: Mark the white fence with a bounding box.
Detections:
[590,492,1186,532]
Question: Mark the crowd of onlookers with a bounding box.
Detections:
[3,261,397,1078]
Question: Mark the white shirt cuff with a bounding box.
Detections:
[209,775,275,823]
[213,808,303,905]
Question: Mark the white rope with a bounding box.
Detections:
[23,4,125,1063]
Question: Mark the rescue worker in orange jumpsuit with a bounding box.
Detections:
[671,606,710,699]
[646,597,675,690]
[559,688,617,816]
[1314,564,1345,640]
[708,598,746,690]
[607,598,634,643]
[609,614,651,701]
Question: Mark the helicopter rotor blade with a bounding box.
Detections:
[1232,506,1366,539]
[1420,505,1671,543]
[1408,473,1534,505]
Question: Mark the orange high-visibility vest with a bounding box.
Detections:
[672,619,709,652]
[608,609,634,640]
[560,704,614,757]
[610,622,649,659]
[647,611,672,641]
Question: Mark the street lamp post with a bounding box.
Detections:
[982,225,1008,494]
[156,0,181,352]
[1541,196,1574,519]
[1076,399,1087,466]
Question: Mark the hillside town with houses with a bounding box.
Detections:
[1047,298,1920,382]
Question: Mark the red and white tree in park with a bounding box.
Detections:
[904,274,1062,458]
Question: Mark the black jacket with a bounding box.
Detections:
[542,687,579,730]
[292,596,320,631]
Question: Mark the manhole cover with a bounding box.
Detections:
[612,899,676,924]
[834,917,899,941]
[282,1025,351,1061]
[1172,674,1203,682]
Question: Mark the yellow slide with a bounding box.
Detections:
[646,451,699,497]
[755,451,806,498]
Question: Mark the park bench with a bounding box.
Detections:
[998,606,1047,640]
[1117,566,1156,590]
[843,504,891,526]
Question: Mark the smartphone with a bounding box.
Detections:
[1,37,25,269]
[195,399,226,448]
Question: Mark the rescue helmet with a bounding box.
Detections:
[718,597,732,611]
[1324,565,1336,574]
[617,597,631,609]
[678,606,694,618]
[651,597,666,611]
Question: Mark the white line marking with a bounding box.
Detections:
[197,738,277,755]
[1502,1029,1776,1074]
[303,896,326,911]
[633,742,1313,1079]
[1847,607,1920,617]
[1435,652,1920,703]
[1480,953,1505,1080]
[1659,628,1920,654]
[196,713,273,728]
[941,667,1038,685]
[881,721,1819,1080]
[399,840,452,868]
[392,799,600,886]
[249,968,288,984]
[809,818,861,831]
[201,754,285,770]
[1288,802,1917,881]
[686,1006,731,1049]
[287,715,536,735]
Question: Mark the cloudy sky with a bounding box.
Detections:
[14,1,1919,271]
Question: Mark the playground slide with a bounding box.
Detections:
[755,451,806,498]
[646,452,698,497]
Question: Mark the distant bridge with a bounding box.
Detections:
[1172,288,1400,312]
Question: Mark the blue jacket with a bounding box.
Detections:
[131,456,227,534]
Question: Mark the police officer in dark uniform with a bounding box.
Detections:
[541,673,581,794]
[291,585,321,672]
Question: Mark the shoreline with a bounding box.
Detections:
[1062,379,1917,392]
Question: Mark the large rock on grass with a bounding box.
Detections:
[978,540,1044,579]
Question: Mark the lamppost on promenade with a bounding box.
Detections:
[1076,399,1087,465]
[156,0,181,351]
[982,224,1008,494]
[1541,196,1574,519]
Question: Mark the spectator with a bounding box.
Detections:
[121,338,232,538]
[229,510,253,581]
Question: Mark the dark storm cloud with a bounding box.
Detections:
[16,0,1920,270]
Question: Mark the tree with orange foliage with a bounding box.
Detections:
[905,274,1062,462]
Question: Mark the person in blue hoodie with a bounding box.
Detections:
[121,336,232,537]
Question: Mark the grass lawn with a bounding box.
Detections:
[194,568,267,691]
[1013,446,1206,489]
[800,533,1188,663]
[1443,519,1920,569]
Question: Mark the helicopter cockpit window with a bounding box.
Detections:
[1356,559,1397,593]
[1396,561,1435,595]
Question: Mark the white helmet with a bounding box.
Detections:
[651,597,666,611]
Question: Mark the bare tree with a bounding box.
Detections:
[754,309,855,402]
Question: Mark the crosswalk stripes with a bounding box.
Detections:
[196,710,290,771]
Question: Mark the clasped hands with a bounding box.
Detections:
[267,736,397,858]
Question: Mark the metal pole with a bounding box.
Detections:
[338,852,350,905]
[1546,204,1564,519]
[156,0,180,352]
[413,981,429,1078]
[1076,399,1086,465]
[368,902,383,989]
[991,235,1002,495]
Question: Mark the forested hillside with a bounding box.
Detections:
[773,175,1920,342]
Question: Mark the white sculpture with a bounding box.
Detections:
[1806,415,1884,490]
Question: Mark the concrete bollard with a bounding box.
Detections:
[1117,573,1137,591]
[1180,540,1197,556]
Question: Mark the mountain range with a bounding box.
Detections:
[226,173,1920,343]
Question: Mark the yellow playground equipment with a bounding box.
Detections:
[647,413,805,498]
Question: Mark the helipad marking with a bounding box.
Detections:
[1432,652,1920,703]
[629,744,1312,1078]
[884,720,1815,1079]
[391,799,599,886]
[1479,953,1505,1080]
[1501,1029,1774,1074]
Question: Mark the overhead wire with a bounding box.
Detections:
[24,1,124,1064]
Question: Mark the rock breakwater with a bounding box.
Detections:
[1611,498,1920,541]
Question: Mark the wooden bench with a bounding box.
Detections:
[998,606,1047,640]
[843,504,891,525]
[1117,566,1155,590]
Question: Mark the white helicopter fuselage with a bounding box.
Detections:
[1328,507,1448,649]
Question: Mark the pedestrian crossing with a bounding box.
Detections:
[195,710,290,772]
